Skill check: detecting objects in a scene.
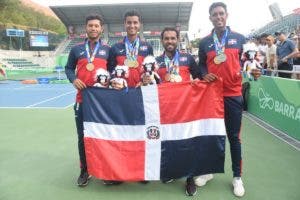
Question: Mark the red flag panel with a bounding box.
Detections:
[85,138,145,181]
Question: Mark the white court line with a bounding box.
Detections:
[25,90,75,108]
[0,85,34,90]
[13,85,34,90]
[0,107,69,109]
[63,103,74,109]
[244,113,300,151]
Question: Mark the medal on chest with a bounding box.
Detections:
[85,40,100,71]
[213,28,228,65]
[124,59,139,68]
[125,37,140,68]
[164,51,182,82]
[213,53,227,64]
[86,63,95,71]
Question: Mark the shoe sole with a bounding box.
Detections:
[232,185,245,197]
[103,181,123,185]
[233,191,245,197]
[77,175,92,187]
[185,189,197,196]
[232,178,245,197]
[103,182,114,185]
[139,181,149,184]
[162,179,174,184]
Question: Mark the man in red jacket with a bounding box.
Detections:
[195,2,261,197]
[109,10,153,89]
[143,27,199,196]
[65,14,110,187]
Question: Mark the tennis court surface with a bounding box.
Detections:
[0,82,299,200]
[0,80,75,108]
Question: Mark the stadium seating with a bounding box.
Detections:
[251,13,300,36]
[2,58,40,68]
[0,49,56,69]
[62,37,83,54]
[108,37,122,46]
[144,36,163,56]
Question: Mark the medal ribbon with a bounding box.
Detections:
[213,28,228,55]
[164,50,179,74]
[125,37,140,61]
[85,40,100,63]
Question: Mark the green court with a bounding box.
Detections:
[0,108,299,200]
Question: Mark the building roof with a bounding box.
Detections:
[50,2,193,32]
[250,13,300,36]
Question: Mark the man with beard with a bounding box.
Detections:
[154,27,199,196]
[65,14,110,187]
[155,27,198,84]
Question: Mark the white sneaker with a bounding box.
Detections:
[194,174,214,187]
[232,177,245,197]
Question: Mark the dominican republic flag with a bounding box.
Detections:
[82,80,226,181]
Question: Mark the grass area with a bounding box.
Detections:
[0,109,299,200]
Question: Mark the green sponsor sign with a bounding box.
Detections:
[248,76,300,140]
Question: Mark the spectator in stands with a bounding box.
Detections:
[288,32,296,40]
[142,27,199,196]
[65,14,111,187]
[288,35,300,79]
[257,34,268,72]
[265,35,277,76]
[108,9,153,89]
[275,31,298,78]
[196,2,259,197]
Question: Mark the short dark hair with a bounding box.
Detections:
[161,27,179,39]
[85,14,104,26]
[209,2,227,15]
[260,33,268,38]
[124,10,141,22]
[275,31,285,36]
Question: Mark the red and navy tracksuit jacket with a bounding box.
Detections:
[65,39,110,103]
[198,27,246,97]
[108,37,153,87]
[156,52,199,82]
[198,27,246,177]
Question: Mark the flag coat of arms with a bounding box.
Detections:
[82,80,226,181]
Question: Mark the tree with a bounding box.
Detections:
[0,0,66,34]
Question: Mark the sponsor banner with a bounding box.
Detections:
[248,76,300,140]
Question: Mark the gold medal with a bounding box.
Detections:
[86,63,95,71]
[131,60,139,68]
[170,74,176,82]
[174,75,182,82]
[124,59,139,68]
[218,53,227,62]
[214,56,221,64]
[165,73,171,81]
[214,53,227,64]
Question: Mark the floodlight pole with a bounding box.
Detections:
[19,37,22,50]
[9,36,12,50]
